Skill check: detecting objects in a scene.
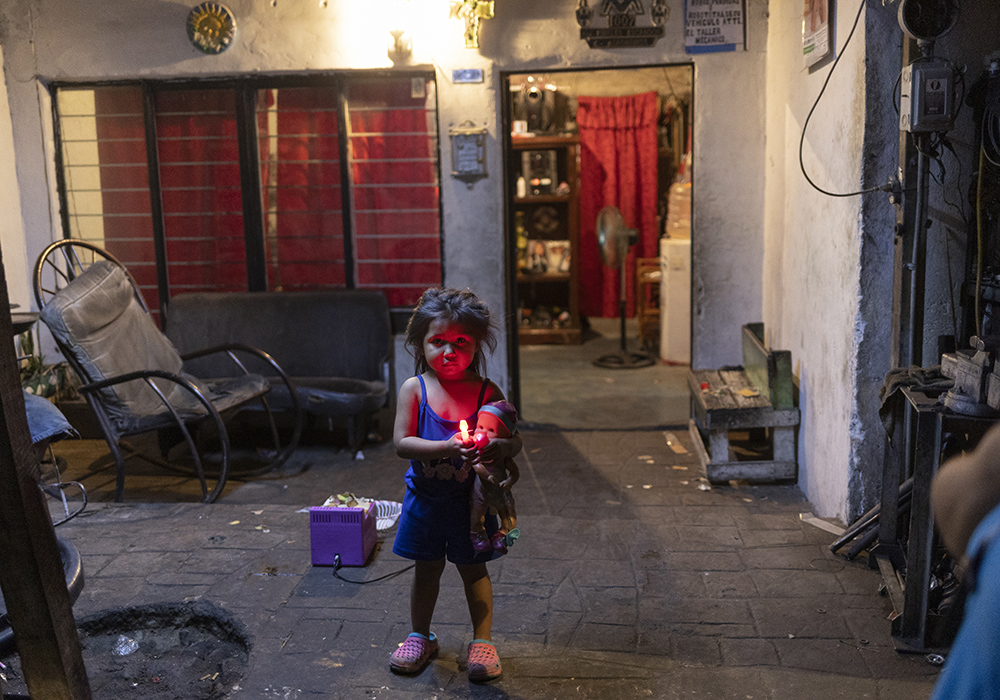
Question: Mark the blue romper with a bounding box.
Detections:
[392,375,499,564]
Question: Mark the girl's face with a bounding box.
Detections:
[423,317,478,379]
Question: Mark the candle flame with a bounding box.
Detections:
[459,419,469,442]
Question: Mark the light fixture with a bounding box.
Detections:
[897,0,959,46]
[388,0,413,63]
[388,28,412,62]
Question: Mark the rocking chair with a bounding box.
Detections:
[33,240,302,503]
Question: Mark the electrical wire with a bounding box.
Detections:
[975,67,1000,335]
[983,110,1000,168]
[975,145,985,336]
[799,0,890,198]
[932,134,971,229]
[331,553,414,584]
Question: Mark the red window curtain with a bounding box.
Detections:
[155,89,248,296]
[58,78,443,314]
[85,87,159,318]
[348,78,441,308]
[257,87,345,291]
[576,91,659,318]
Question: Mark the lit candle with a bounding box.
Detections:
[460,420,469,443]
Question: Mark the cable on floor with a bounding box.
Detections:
[331,553,414,584]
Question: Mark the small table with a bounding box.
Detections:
[11,311,39,337]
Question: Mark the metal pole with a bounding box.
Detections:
[908,136,930,367]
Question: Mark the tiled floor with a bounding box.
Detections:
[516,317,690,430]
[19,424,942,699]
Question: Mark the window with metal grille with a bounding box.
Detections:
[53,75,441,322]
[257,86,345,292]
[347,78,441,308]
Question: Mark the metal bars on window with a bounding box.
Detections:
[51,74,442,317]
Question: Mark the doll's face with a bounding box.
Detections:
[475,411,511,440]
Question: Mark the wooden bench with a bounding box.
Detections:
[687,323,799,482]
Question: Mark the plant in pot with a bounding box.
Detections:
[18,328,73,401]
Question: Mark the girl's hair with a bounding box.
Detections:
[405,287,497,375]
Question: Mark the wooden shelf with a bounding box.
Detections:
[518,325,581,345]
[512,135,581,345]
[511,134,579,150]
[515,194,571,204]
[517,272,571,283]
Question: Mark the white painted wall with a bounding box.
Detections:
[13,2,892,508]
[0,46,31,309]
[763,3,869,520]
[1,0,770,383]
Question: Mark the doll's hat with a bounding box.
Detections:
[478,401,517,435]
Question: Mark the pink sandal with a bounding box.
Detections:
[467,639,502,681]
[390,632,439,674]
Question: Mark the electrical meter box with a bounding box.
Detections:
[899,61,955,132]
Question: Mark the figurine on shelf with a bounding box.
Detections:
[528,240,548,273]
[466,401,521,554]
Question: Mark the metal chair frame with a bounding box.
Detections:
[33,239,303,503]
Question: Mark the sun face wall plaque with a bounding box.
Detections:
[187,3,237,55]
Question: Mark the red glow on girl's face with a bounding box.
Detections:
[423,318,478,378]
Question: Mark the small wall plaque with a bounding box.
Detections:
[187,3,237,55]
[576,0,668,49]
[453,69,485,84]
[449,121,488,187]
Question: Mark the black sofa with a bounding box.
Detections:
[165,290,392,453]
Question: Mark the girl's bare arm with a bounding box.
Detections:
[394,376,473,462]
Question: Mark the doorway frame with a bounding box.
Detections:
[499,64,696,412]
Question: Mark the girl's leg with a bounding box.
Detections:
[411,558,446,635]
[457,562,493,640]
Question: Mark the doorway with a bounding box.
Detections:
[502,65,695,430]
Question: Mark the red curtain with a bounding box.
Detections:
[257,87,346,292]
[348,78,441,308]
[155,89,249,296]
[92,86,159,318]
[577,91,659,318]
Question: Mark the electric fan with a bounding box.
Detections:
[592,206,655,369]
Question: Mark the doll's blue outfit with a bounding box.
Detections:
[392,375,500,565]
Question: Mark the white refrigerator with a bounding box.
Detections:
[659,237,691,364]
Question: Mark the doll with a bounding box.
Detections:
[468,400,521,554]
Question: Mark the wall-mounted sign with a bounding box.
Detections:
[453,69,485,84]
[449,121,488,187]
[802,0,830,68]
[576,0,670,49]
[684,0,746,54]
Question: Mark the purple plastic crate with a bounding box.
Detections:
[310,502,377,567]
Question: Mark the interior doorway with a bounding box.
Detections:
[502,65,695,430]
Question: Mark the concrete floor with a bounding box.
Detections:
[518,318,691,430]
[17,417,942,699]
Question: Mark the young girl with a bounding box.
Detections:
[390,287,522,682]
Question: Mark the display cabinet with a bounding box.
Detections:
[511,135,581,344]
